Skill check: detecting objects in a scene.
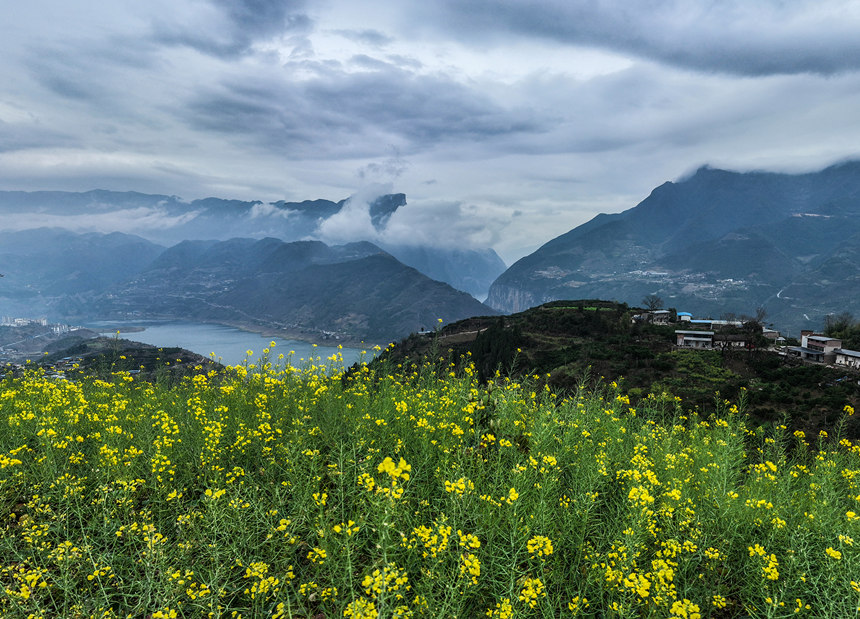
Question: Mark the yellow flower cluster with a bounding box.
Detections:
[405,521,453,559]
[307,546,327,565]
[459,552,480,585]
[669,598,701,619]
[749,544,780,580]
[343,597,378,619]
[243,561,279,600]
[361,562,410,600]
[444,476,474,495]
[526,534,554,559]
[332,520,360,536]
[486,597,513,618]
[519,576,546,608]
[359,456,412,500]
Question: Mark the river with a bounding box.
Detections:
[85,321,369,368]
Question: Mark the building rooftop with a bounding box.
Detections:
[836,348,860,358]
[790,346,826,356]
[807,335,840,343]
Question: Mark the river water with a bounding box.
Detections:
[85,321,368,368]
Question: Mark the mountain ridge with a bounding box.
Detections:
[488,161,860,334]
[0,189,505,299]
[0,231,496,345]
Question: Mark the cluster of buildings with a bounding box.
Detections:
[2,316,48,327]
[788,332,860,369]
[634,310,780,351]
[638,308,860,372]
[1,317,77,335]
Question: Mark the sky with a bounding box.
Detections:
[3,0,860,263]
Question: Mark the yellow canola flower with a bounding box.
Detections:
[458,530,480,549]
[445,477,474,495]
[568,596,589,614]
[344,598,378,619]
[518,576,545,608]
[307,547,326,564]
[361,563,409,600]
[459,552,481,585]
[670,599,701,619]
[377,456,411,481]
[526,535,554,559]
[486,597,513,618]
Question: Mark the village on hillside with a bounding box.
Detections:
[634,308,860,373]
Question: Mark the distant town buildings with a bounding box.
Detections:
[633,309,794,355]
[2,316,48,327]
[789,332,843,363]
[1,317,85,362]
[835,349,860,369]
[1,316,80,333]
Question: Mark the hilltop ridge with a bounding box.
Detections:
[381,299,860,438]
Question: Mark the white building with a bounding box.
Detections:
[676,330,714,348]
[789,332,843,363]
[835,349,860,369]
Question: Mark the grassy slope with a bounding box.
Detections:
[381,300,860,439]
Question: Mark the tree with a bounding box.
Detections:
[642,294,663,311]
[738,306,768,334]
[824,312,854,336]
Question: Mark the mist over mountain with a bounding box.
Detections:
[0,229,164,316]
[0,189,506,299]
[488,161,860,335]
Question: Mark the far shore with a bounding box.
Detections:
[214,319,384,350]
[91,325,146,334]
[86,318,385,350]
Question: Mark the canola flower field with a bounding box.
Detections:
[1,345,859,618]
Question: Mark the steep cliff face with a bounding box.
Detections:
[487,161,860,334]
[485,283,540,314]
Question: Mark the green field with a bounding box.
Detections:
[1,348,859,617]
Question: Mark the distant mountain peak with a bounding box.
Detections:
[369,193,407,230]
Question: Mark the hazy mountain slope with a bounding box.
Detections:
[0,228,164,302]
[488,161,860,334]
[222,253,494,342]
[380,245,506,299]
[79,237,495,344]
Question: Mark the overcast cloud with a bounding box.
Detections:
[2,0,859,262]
